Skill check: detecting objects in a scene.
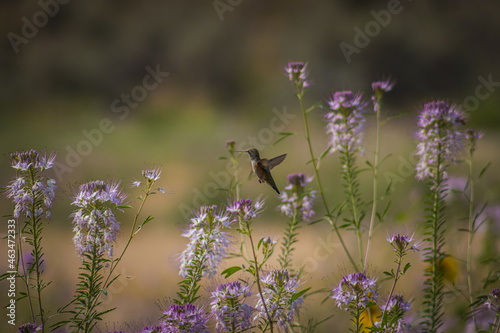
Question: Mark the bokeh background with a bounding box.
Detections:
[1,1,500,332]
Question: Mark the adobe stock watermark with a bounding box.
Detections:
[52,64,170,182]
[7,0,71,54]
[177,106,296,220]
[462,74,499,112]
[340,0,409,64]
[213,0,243,21]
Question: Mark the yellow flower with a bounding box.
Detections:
[426,256,459,284]
[359,305,381,332]
[439,256,458,284]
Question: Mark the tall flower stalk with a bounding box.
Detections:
[96,167,163,303]
[364,79,394,272]
[56,168,161,332]
[227,199,274,332]
[5,150,57,332]
[68,180,127,332]
[177,205,232,305]
[326,91,367,269]
[285,61,357,271]
[278,173,316,270]
[380,234,418,329]
[465,129,483,330]
[416,101,467,333]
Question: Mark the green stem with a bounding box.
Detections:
[364,105,381,272]
[343,147,364,269]
[280,207,299,270]
[80,240,101,333]
[466,145,478,332]
[85,187,152,318]
[355,297,362,333]
[29,169,45,332]
[245,220,273,333]
[182,252,206,304]
[494,316,500,333]
[296,86,358,272]
[381,255,402,324]
[17,216,36,324]
[232,153,241,201]
[428,153,444,333]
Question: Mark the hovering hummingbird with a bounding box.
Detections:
[237,148,287,194]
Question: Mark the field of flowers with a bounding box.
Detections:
[3,61,499,333]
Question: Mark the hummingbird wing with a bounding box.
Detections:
[257,160,281,194]
[266,154,287,170]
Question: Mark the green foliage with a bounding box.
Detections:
[421,155,447,333]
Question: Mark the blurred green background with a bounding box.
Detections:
[1,1,500,332]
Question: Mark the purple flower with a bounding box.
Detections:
[211,281,253,332]
[387,234,419,255]
[279,173,316,222]
[372,78,395,112]
[10,150,56,171]
[383,294,412,313]
[70,180,127,258]
[255,269,304,327]
[142,168,162,182]
[6,150,57,220]
[161,304,209,333]
[227,199,264,222]
[332,273,378,311]
[325,91,366,153]
[285,61,309,88]
[415,101,467,180]
[379,295,412,332]
[485,289,500,313]
[138,326,162,333]
[180,205,231,277]
[372,78,395,95]
[18,323,41,333]
[131,180,142,188]
[465,129,483,153]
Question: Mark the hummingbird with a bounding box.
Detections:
[237,148,287,194]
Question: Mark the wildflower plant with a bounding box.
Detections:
[462,129,487,328]
[364,79,395,272]
[332,272,378,332]
[161,304,209,333]
[285,61,357,271]
[177,205,232,305]
[256,269,306,330]
[3,61,497,333]
[326,90,367,268]
[377,234,418,331]
[3,150,57,332]
[278,173,316,270]
[470,288,500,333]
[54,168,162,332]
[224,198,276,331]
[415,101,467,333]
[65,180,127,331]
[210,281,253,332]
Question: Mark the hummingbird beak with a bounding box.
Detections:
[235,150,248,153]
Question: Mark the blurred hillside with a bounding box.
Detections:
[1,1,500,332]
